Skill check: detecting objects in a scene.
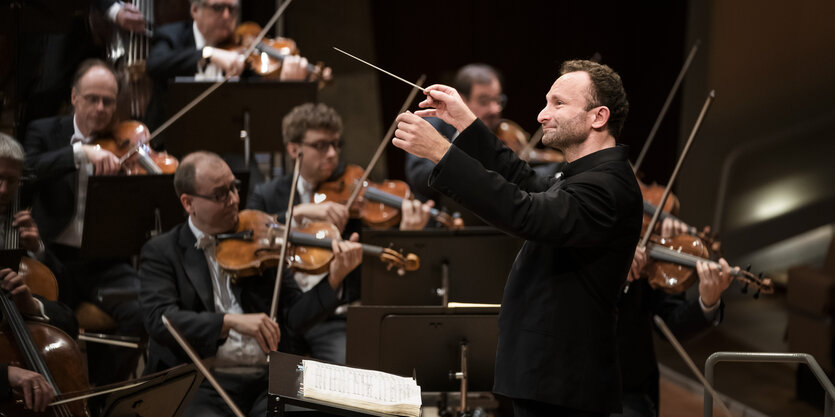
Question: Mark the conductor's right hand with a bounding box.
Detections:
[82,145,120,175]
[222,313,280,353]
[210,49,246,78]
[415,84,477,132]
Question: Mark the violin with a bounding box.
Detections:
[92,120,178,175]
[315,164,463,230]
[221,22,333,89]
[214,210,419,280]
[493,119,563,164]
[643,233,773,296]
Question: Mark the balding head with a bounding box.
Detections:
[174,151,228,196]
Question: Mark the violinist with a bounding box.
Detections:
[405,63,505,203]
[0,133,78,338]
[394,60,642,416]
[144,0,309,130]
[138,151,362,416]
[246,103,433,363]
[615,217,736,417]
[22,59,145,386]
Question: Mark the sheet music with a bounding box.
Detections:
[301,360,421,408]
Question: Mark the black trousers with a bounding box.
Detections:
[512,398,606,417]
[183,367,269,417]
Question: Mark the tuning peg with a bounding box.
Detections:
[741,282,749,294]
[758,272,763,279]
[745,264,752,272]
[754,289,761,299]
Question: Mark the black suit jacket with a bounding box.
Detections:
[22,115,78,242]
[429,120,643,413]
[145,20,200,130]
[138,221,341,373]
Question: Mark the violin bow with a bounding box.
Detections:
[518,126,544,160]
[162,315,247,417]
[625,90,715,294]
[633,40,701,174]
[653,315,734,417]
[345,74,427,209]
[144,0,295,145]
[269,153,303,322]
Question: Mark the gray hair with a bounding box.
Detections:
[0,133,24,162]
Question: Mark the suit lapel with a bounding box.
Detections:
[178,224,216,312]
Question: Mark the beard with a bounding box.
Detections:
[541,112,588,151]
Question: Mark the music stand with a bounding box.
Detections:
[163,79,318,158]
[81,172,250,259]
[360,227,523,306]
[346,306,500,393]
[98,363,204,417]
[267,351,396,417]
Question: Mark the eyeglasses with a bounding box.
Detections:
[201,2,239,14]
[81,94,116,108]
[301,140,343,153]
[188,179,241,204]
[474,94,507,109]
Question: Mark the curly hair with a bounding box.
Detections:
[559,60,629,139]
[281,103,343,146]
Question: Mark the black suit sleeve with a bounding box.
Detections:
[23,120,77,183]
[279,272,341,335]
[37,296,79,338]
[430,119,622,246]
[138,240,225,358]
[652,291,723,342]
[147,24,202,81]
[246,182,269,212]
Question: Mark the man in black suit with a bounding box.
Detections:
[22,59,144,385]
[138,151,363,416]
[394,60,643,416]
[144,0,307,131]
[246,103,432,364]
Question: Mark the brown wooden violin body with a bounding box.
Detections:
[314,165,406,230]
[214,210,419,280]
[93,120,178,175]
[494,119,564,164]
[224,22,333,88]
[315,165,463,230]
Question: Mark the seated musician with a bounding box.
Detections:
[615,217,735,417]
[0,133,78,339]
[138,151,363,416]
[22,60,144,385]
[1,269,58,413]
[246,103,432,363]
[144,0,309,130]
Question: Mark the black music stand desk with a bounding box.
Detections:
[99,363,203,417]
[346,305,500,393]
[163,79,317,157]
[267,351,401,417]
[360,227,522,306]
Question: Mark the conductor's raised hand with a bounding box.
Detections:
[415,84,477,132]
[393,112,451,164]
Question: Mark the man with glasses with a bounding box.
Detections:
[246,103,433,364]
[22,59,145,386]
[138,151,363,416]
[405,63,506,203]
[144,0,308,130]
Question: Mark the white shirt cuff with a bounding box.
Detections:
[26,298,51,322]
[72,141,86,169]
[699,296,720,320]
[107,2,123,22]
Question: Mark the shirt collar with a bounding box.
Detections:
[71,115,93,144]
[188,216,215,249]
[561,144,631,178]
[193,21,207,49]
[296,175,315,203]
